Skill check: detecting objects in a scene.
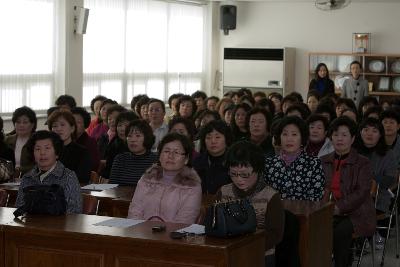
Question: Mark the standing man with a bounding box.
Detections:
[148,99,168,152]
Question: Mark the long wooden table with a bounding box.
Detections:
[0,208,265,267]
[283,200,334,267]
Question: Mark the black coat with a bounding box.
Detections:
[309,78,335,97]
[60,142,92,184]
[193,152,231,194]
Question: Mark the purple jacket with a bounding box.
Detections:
[128,164,202,224]
[321,149,376,237]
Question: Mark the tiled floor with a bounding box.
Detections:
[352,230,400,267]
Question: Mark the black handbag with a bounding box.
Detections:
[13,184,67,217]
[204,198,257,238]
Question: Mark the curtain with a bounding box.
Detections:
[83,0,205,106]
[0,0,55,113]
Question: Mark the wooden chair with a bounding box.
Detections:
[82,194,100,215]
[0,189,9,207]
[376,175,400,266]
[90,171,100,184]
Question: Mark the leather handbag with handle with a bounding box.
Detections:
[204,198,257,238]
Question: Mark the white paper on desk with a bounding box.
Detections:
[0,182,20,186]
[93,218,145,228]
[176,224,205,235]
[81,184,118,191]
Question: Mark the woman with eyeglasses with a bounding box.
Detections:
[109,120,158,186]
[128,133,201,224]
[219,141,284,267]
[342,61,369,107]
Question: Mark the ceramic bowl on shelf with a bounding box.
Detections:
[368,60,385,73]
[391,60,400,73]
[393,77,400,92]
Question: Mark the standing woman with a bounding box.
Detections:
[231,103,251,142]
[246,108,274,157]
[220,141,284,266]
[5,106,37,175]
[342,61,369,107]
[309,63,335,97]
[128,133,202,224]
[321,117,375,267]
[193,120,232,194]
[264,116,325,201]
[47,110,92,184]
[109,120,158,186]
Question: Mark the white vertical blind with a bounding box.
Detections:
[83,0,205,106]
[0,0,55,113]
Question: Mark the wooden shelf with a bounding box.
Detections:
[369,91,400,96]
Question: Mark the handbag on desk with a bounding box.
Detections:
[204,198,257,238]
[0,158,14,182]
[13,184,67,217]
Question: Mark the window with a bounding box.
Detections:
[83,0,205,106]
[0,0,55,113]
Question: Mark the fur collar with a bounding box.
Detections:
[142,164,201,187]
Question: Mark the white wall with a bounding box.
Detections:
[213,1,400,98]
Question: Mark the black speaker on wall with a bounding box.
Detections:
[220,5,236,35]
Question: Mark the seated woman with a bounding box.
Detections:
[220,141,284,266]
[231,103,252,142]
[5,106,37,175]
[305,114,334,158]
[355,117,397,214]
[47,110,92,184]
[168,116,199,159]
[71,107,100,172]
[109,120,158,186]
[15,131,82,214]
[246,107,274,157]
[193,120,232,194]
[128,133,201,224]
[320,117,376,267]
[100,111,137,179]
[264,116,325,201]
[0,116,15,165]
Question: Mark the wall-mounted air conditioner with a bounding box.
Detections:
[223,47,295,95]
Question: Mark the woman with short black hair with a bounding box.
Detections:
[221,141,284,267]
[321,116,376,267]
[193,120,232,194]
[5,106,37,175]
[16,130,82,214]
[264,116,325,201]
[109,120,157,186]
[246,108,274,157]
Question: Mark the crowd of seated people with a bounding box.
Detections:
[2,77,400,267]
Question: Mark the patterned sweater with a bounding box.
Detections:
[16,161,82,214]
[263,151,325,201]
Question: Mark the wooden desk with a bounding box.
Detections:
[0,184,19,207]
[4,213,265,267]
[283,200,334,267]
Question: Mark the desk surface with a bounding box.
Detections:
[1,209,265,267]
[83,186,134,201]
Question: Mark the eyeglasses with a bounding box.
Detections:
[161,150,186,157]
[229,171,253,179]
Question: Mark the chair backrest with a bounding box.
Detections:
[90,171,100,184]
[82,193,99,215]
[0,189,9,207]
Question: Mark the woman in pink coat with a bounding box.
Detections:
[128,133,202,224]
